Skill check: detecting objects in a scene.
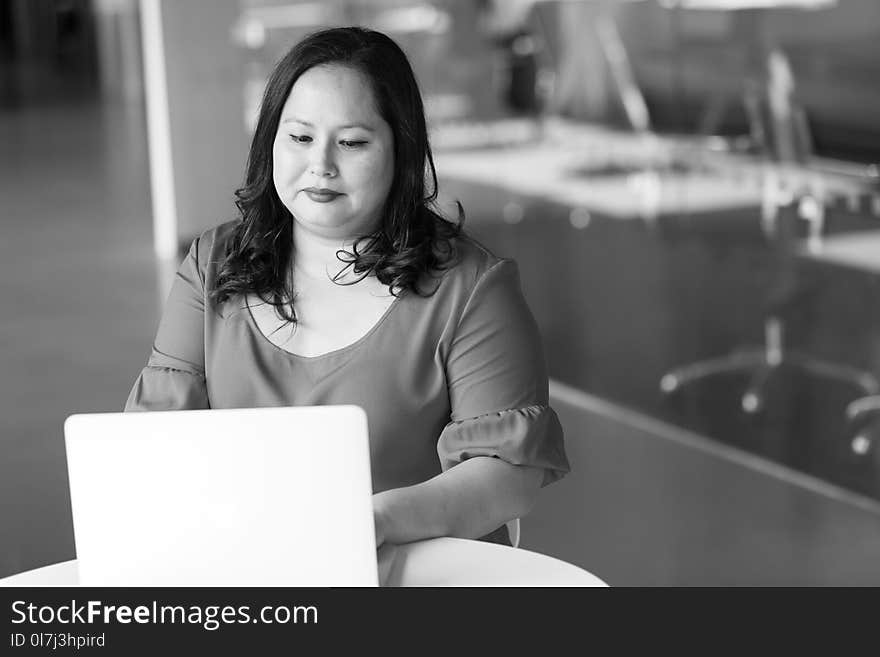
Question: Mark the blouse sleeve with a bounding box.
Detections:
[124,236,210,411]
[436,259,570,487]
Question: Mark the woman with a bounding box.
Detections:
[126,27,569,548]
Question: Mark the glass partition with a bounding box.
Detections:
[220,1,880,500]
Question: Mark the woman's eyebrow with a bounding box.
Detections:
[280,117,375,131]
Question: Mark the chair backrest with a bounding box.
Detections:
[507,518,521,548]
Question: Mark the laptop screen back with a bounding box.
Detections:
[64,405,377,586]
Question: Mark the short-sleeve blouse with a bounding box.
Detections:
[125,220,570,541]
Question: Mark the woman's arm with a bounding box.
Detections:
[125,235,210,411]
[373,257,568,546]
[372,457,544,546]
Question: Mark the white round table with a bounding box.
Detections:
[0,537,607,587]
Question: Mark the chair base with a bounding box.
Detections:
[845,395,880,455]
[661,348,880,452]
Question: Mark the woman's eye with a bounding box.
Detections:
[290,134,312,143]
[340,140,367,149]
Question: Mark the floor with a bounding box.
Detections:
[0,89,163,577]
[525,382,880,586]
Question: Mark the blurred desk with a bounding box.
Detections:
[434,124,762,221]
[432,120,877,222]
[0,537,607,588]
[798,230,880,274]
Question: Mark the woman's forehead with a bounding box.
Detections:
[280,64,382,127]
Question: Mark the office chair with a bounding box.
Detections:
[661,187,880,415]
[660,43,880,420]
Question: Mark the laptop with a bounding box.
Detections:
[63,405,378,586]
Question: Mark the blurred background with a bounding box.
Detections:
[2,0,880,585]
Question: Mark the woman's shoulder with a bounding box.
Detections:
[183,220,240,277]
[193,220,239,258]
[439,232,517,295]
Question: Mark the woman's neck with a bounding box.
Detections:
[291,223,361,284]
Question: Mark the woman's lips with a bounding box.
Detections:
[303,188,343,203]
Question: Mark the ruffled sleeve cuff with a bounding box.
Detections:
[436,404,570,487]
[124,366,209,412]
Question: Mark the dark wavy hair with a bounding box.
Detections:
[210,26,463,322]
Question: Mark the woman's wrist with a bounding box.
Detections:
[371,483,451,546]
[372,491,391,547]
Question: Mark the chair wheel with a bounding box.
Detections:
[742,392,761,414]
[851,434,872,456]
[660,374,679,394]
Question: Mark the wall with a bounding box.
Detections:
[159,0,249,245]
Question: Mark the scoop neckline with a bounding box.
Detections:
[243,290,404,361]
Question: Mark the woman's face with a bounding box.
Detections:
[272,64,395,240]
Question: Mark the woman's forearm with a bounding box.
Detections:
[373,457,544,545]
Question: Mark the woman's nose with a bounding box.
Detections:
[308,141,337,178]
